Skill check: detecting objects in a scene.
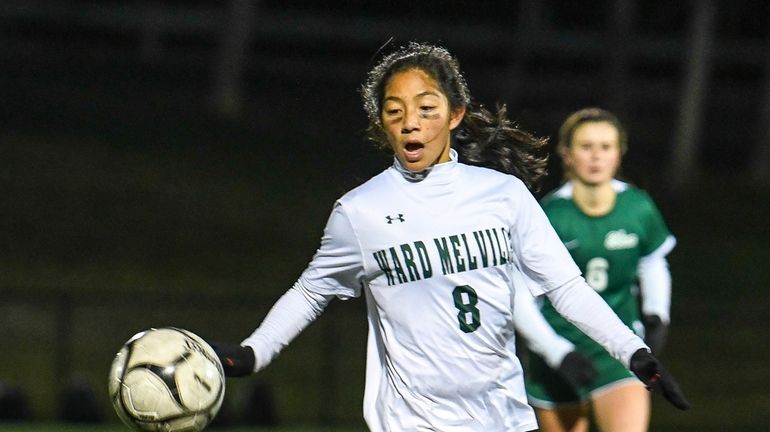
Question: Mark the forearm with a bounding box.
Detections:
[241,279,333,372]
[513,289,574,368]
[546,277,647,368]
[638,253,672,323]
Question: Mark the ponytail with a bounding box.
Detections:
[454,103,550,191]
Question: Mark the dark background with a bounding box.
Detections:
[0,1,768,430]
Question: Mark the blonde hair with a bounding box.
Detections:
[557,107,627,156]
[557,107,627,178]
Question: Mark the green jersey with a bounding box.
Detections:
[539,180,673,341]
[524,179,676,405]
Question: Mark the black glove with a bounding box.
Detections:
[629,348,690,410]
[557,351,598,390]
[643,314,668,355]
[209,342,255,377]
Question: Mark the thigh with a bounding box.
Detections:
[525,340,634,406]
[591,381,650,432]
[535,405,590,432]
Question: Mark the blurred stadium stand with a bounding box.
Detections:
[1,0,767,186]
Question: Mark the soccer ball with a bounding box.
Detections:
[108,327,225,431]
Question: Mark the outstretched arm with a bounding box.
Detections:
[214,202,363,377]
[242,279,333,372]
[213,280,333,377]
[546,276,689,410]
[546,277,645,367]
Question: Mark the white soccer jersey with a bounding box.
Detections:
[299,150,582,431]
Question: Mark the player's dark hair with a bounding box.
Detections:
[361,41,549,191]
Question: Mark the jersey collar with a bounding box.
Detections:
[555,179,629,198]
[392,148,458,183]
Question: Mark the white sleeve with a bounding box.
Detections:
[638,236,676,324]
[301,202,365,299]
[241,279,334,372]
[513,288,574,369]
[509,181,582,295]
[547,277,648,368]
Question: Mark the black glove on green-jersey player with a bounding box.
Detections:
[643,314,668,355]
[557,351,598,390]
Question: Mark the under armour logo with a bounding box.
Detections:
[385,214,405,224]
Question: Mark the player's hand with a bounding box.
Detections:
[209,342,255,377]
[557,351,598,390]
[643,314,668,355]
[629,348,690,410]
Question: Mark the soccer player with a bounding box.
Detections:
[514,107,678,432]
[211,43,687,431]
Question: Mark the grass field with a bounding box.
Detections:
[0,425,362,432]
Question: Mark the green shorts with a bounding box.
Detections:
[524,337,637,408]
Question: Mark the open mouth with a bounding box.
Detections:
[404,142,424,161]
[404,143,425,162]
[405,142,423,152]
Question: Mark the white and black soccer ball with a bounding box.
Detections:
[108,327,225,432]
